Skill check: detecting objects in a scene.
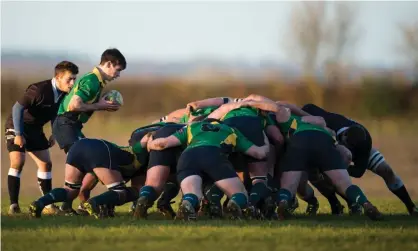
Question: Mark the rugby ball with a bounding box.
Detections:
[103,90,124,106]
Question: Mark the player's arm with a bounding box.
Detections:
[186,97,236,112]
[154,108,188,123]
[301,116,327,127]
[235,130,270,160]
[68,80,118,112]
[12,85,41,136]
[277,101,311,116]
[244,100,279,113]
[206,102,245,120]
[147,126,187,151]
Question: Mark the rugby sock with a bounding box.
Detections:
[345,185,368,206]
[277,188,292,204]
[183,193,199,209]
[249,182,270,206]
[204,184,224,205]
[267,174,280,192]
[139,186,157,202]
[392,186,416,212]
[8,168,21,205]
[231,193,248,209]
[38,188,68,208]
[386,176,416,212]
[158,182,180,206]
[37,171,52,207]
[90,191,120,206]
[311,180,342,208]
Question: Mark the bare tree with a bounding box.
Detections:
[285,2,359,77]
[286,1,328,76]
[325,2,359,64]
[398,22,418,73]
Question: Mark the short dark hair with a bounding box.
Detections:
[100,48,127,70]
[54,61,79,76]
[345,125,367,147]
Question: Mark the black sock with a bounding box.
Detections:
[311,180,341,206]
[392,185,416,212]
[249,182,270,207]
[157,182,179,206]
[37,171,52,195]
[8,174,20,205]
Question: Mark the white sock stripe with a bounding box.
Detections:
[8,168,21,178]
[37,171,52,179]
[106,182,123,189]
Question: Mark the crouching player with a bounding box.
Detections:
[29,137,147,219]
[147,117,271,221]
[272,107,383,221]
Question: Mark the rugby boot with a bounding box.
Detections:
[157,200,176,219]
[363,202,384,221]
[349,203,363,216]
[133,196,152,219]
[226,199,243,220]
[42,204,60,215]
[331,202,345,215]
[261,196,278,220]
[306,200,319,216]
[82,200,101,219]
[8,204,21,215]
[176,200,197,221]
[287,197,299,214]
[75,204,89,216]
[408,206,418,216]
[276,200,292,220]
[29,201,43,218]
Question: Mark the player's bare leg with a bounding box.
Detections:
[29,164,83,218]
[28,150,60,215]
[372,161,417,215]
[7,151,25,215]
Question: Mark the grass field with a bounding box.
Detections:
[2,118,418,251]
[2,198,418,251]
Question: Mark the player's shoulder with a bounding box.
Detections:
[77,72,100,85]
[27,79,52,91]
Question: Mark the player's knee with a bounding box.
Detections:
[38,161,52,172]
[65,181,82,190]
[9,155,25,171]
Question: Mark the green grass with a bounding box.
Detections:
[2,198,418,251]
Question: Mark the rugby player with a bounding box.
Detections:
[29,135,148,219]
[133,106,221,219]
[301,104,418,216]
[5,61,78,215]
[53,48,126,213]
[265,103,383,220]
[198,98,284,219]
[147,116,271,220]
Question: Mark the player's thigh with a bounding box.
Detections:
[93,168,125,187]
[28,149,52,171]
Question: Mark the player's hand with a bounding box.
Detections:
[147,138,167,151]
[274,106,291,123]
[14,135,26,148]
[97,97,120,112]
[186,102,198,113]
[48,135,56,147]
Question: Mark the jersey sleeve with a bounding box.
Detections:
[17,84,42,108]
[234,129,255,153]
[74,79,100,103]
[172,126,188,145]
